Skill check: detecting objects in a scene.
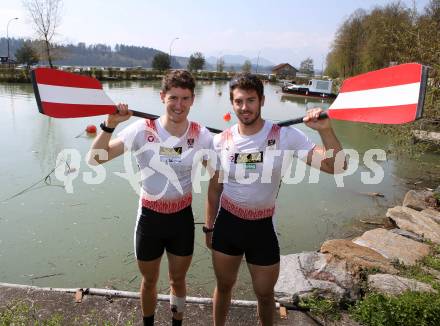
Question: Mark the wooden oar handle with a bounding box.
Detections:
[277,112,328,127]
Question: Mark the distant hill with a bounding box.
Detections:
[205,54,274,73]
[206,54,274,67]
[0,38,185,68]
[0,38,272,72]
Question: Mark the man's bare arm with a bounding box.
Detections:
[88,104,132,165]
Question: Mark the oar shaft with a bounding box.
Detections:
[131,110,328,133]
[131,110,159,120]
[131,110,222,134]
[276,112,328,127]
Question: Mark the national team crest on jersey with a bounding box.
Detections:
[187,138,194,148]
[268,139,276,146]
[147,135,155,142]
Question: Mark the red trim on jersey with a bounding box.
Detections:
[145,118,157,132]
[219,127,233,149]
[267,124,281,145]
[144,119,158,142]
[187,121,201,141]
[221,195,274,220]
[142,192,192,214]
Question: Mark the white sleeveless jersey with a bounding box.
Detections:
[212,121,315,220]
[118,118,213,214]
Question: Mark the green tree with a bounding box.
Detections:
[152,52,170,71]
[325,9,366,77]
[15,41,39,68]
[325,0,440,155]
[242,60,252,72]
[187,52,205,71]
[299,57,315,76]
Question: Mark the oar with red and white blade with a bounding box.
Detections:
[31,63,428,131]
[31,68,222,133]
[279,63,429,126]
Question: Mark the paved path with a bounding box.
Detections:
[0,284,321,325]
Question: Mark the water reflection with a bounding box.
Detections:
[32,117,65,173]
[105,80,135,89]
[280,94,332,110]
[0,83,34,100]
[104,80,162,92]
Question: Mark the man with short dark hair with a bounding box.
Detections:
[204,73,345,326]
[89,70,212,326]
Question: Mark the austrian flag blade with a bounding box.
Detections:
[31,68,117,118]
[327,63,429,124]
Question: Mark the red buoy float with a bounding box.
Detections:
[223,112,231,122]
[86,124,97,134]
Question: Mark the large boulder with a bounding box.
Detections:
[403,190,434,211]
[320,239,397,274]
[368,273,437,296]
[353,228,430,266]
[390,228,425,242]
[386,206,440,244]
[422,208,440,224]
[275,252,360,305]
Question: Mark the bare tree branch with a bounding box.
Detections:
[22,0,63,68]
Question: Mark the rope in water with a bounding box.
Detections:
[1,160,71,202]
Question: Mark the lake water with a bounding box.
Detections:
[0,80,438,299]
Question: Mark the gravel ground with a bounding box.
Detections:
[0,284,323,325]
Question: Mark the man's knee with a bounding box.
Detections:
[141,275,158,291]
[216,277,237,293]
[254,289,275,305]
[169,274,186,289]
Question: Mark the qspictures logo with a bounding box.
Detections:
[52,125,387,196]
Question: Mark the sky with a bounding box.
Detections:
[0,0,431,68]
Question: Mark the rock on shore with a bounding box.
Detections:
[352,228,430,266]
[387,206,440,244]
[275,252,360,305]
[275,188,440,305]
[368,274,437,295]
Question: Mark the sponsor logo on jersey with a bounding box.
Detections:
[159,146,183,163]
[234,152,264,164]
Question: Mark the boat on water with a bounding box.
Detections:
[280,79,337,99]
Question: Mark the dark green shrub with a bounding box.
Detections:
[350,291,440,326]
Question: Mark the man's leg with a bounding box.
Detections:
[137,257,162,320]
[212,250,243,326]
[247,262,280,326]
[167,252,193,321]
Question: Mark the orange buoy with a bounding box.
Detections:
[223,112,231,122]
[86,124,97,134]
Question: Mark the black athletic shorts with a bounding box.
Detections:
[212,207,280,266]
[135,205,195,261]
